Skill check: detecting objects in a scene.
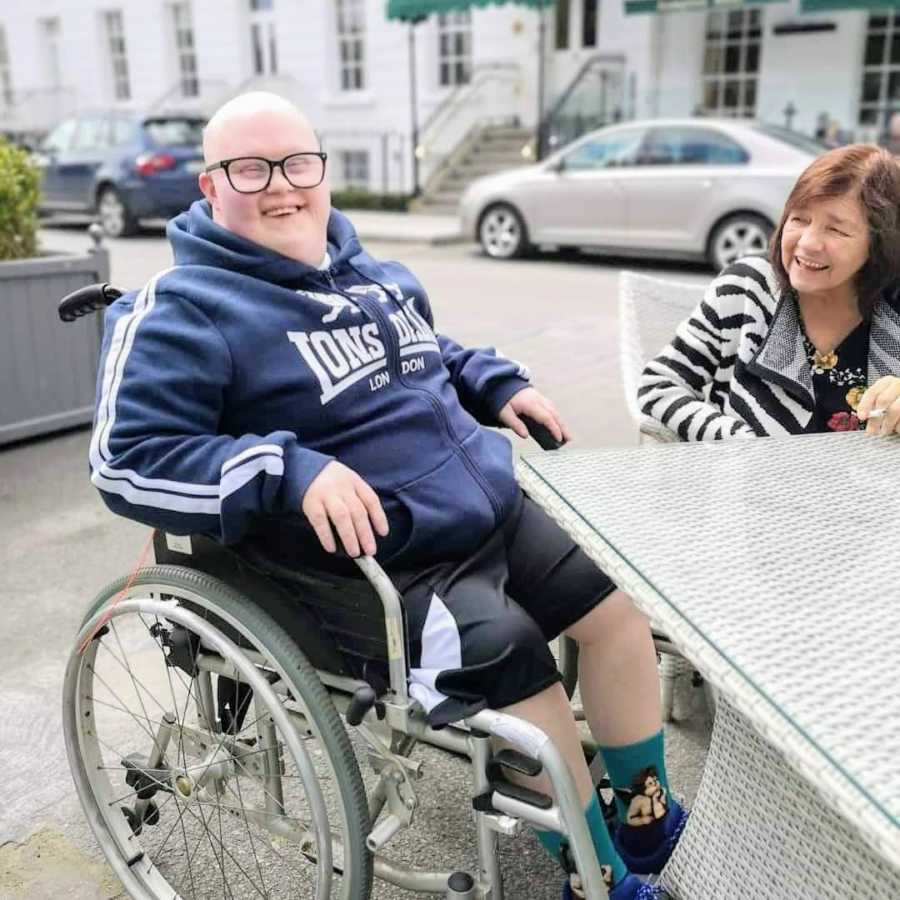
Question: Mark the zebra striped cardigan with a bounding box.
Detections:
[638,256,900,440]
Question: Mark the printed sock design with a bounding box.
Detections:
[600,730,679,863]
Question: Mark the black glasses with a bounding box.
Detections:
[205,152,328,193]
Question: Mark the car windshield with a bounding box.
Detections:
[753,124,828,156]
[143,118,205,147]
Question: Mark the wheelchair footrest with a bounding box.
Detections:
[490,779,553,810]
[474,748,551,813]
[489,748,543,778]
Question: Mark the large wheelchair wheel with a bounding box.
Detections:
[63,565,373,899]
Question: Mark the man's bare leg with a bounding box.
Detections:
[564,590,661,746]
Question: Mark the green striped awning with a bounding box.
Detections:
[626,0,783,14]
[387,0,552,20]
[801,0,900,10]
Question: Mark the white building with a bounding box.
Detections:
[0,1,895,196]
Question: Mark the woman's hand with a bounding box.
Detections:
[498,387,572,443]
[857,376,900,436]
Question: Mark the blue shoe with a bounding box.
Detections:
[563,872,668,899]
[614,799,689,876]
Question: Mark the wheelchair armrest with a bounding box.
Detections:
[519,414,567,451]
[353,556,409,705]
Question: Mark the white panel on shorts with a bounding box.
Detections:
[408,592,461,713]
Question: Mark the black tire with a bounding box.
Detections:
[96,185,139,238]
[478,202,531,259]
[707,213,773,272]
[77,565,374,900]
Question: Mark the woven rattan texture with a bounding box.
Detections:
[517,432,899,870]
[618,271,705,424]
[661,699,900,899]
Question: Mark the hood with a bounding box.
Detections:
[167,200,364,285]
[464,162,544,197]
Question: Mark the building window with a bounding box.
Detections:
[701,9,761,118]
[582,0,598,49]
[38,18,63,89]
[104,10,131,101]
[249,0,277,76]
[859,12,900,139]
[170,3,198,98]
[555,0,570,51]
[336,0,365,91]
[340,150,370,190]
[0,27,13,108]
[438,11,471,87]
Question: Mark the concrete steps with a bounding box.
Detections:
[416,125,534,212]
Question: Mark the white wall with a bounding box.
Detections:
[756,6,865,137]
[0,0,882,191]
[646,2,869,137]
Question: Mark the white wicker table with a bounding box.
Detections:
[516,432,900,900]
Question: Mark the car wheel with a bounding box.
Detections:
[707,213,772,271]
[478,203,530,260]
[97,187,139,238]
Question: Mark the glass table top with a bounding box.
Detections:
[518,431,900,843]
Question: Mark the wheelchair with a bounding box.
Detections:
[59,283,613,900]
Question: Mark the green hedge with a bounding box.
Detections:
[331,189,412,212]
[0,138,41,261]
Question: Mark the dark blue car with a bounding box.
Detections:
[36,111,205,237]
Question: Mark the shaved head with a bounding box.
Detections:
[202,91,317,164]
[198,91,330,265]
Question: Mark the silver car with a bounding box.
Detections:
[459,118,823,270]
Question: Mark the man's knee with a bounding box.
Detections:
[565,589,651,647]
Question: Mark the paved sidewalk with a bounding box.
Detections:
[335,208,464,245]
[43,208,466,247]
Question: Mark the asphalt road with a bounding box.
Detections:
[0,222,713,899]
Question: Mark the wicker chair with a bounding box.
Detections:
[618,270,715,721]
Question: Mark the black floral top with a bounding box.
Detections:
[801,319,870,433]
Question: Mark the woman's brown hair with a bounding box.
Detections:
[769,143,900,318]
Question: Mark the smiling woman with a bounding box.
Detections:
[638,144,900,440]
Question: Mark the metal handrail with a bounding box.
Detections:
[537,52,626,158]
[146,78,231,115]
[419,61,521,142]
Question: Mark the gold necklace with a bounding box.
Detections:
[804,333,838,370]
[812,348,838,370]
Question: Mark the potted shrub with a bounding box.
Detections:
[0,137,110,446]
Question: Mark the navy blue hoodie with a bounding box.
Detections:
[90,201,530,569]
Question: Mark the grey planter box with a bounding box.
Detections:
[1,240,110,446]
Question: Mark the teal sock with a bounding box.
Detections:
[534,793,627,886]
[599,730,671,823]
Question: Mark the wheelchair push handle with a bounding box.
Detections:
[58,283,123,323]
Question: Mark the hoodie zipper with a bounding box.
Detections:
[327,263,503,522]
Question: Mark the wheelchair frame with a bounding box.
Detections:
[59,281,611,899]
[64,541,611,900]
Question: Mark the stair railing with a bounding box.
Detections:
[537,53,627,159]
[417,62,524,184]
[145,78,233,116]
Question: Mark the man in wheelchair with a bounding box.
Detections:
[86,91,686,899]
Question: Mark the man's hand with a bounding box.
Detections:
[302,461,389,557]
[498,387,572,444]
[858,376,900,437]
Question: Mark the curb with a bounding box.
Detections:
[352,229,467,246]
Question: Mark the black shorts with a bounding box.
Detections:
[390,491,617,728]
